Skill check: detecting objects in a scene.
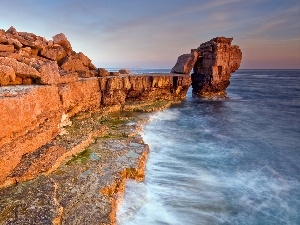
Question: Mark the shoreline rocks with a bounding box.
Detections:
[0,26,191,189]
[0,26,243,224]
[0,99,183,224]
[0,73,191,188]
[0,111,154,225]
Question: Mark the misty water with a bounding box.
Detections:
[117,69,300,225]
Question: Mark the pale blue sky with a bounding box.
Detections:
[0,0,299,69]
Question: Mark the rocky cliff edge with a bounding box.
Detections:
[0,26,191,188]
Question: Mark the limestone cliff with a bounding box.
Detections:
[172,37,242,96]
[0,27,191,188]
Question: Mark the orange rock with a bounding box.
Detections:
[0,65,15,86]
[98,68,110,77]
[0,44,14,53]
[76,52,96,69]
[171,51,198,74]
[7,38,23,49]
[192,37,242,95]
[22,77,33,85]
[60,55,86,71]
[110,71,120,76]
[58,78,101,116]
[40,45,67,61]
[0,85,62,185]
[52,33,72,55]
[6,26,17,35]
[119,69,131,74]
[59,71,78,84]
[7,76,22,85]
[0,56,40,78]
[38,61,60,85]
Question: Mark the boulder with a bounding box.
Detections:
[8,38,23,49]
[98,68,110,77]
[77,70,93,78]
[110,71,120,76]
[0,65,16,86]
[40,45,67,61]
[38,61,60,85]
[52,33,72,54]
[76,52,96,69]
[171,51,198,74]
[119,69,131,74]
[60,55,86,71]
[6,26,17,35]
[59,71,78,84]
[60,52,95,71]
[0,36,8,44]
[0,57,40,78]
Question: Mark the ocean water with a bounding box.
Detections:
[117,69,300,225]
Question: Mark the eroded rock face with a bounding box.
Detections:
[172,37,242,96]
[0,85,62,186]
[192,37,242,96]
[0,74,191,187]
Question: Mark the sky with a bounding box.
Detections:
[0,0,299,69]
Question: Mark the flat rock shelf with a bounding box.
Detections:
[0,107,169,225]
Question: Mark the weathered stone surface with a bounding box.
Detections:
[0,25,194,225]
[60,55,86,71]
[77,70,94,78]
[59,71,78,84]
[0,85,62,186]
[52,33,72,55]
[0,113,149,225]
[99,68,110,77]
[0,36,8,44]
[0,175,62,225]
[0,44,14,53]
[59,52,95,76]
[22,77,33,85]
[110,71,120,76]
[6,26,17,35]
[58,78,101,116]
[0,65,15,86]
[0,73,191,224]
[171,51,198,74]
[8,38,23,49]
[40,45,67,61]
[0,57,40,78]
[76,52,96,69]
[192,37,242,96]
[172,37,242,96]
[119,69,131,74]
[38,61,61,85]
[8,76,22,85]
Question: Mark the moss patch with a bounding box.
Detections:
[66,148,92,165]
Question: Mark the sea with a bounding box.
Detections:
[116,69,300,225]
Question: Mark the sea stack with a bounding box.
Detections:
[172,37,242,97]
